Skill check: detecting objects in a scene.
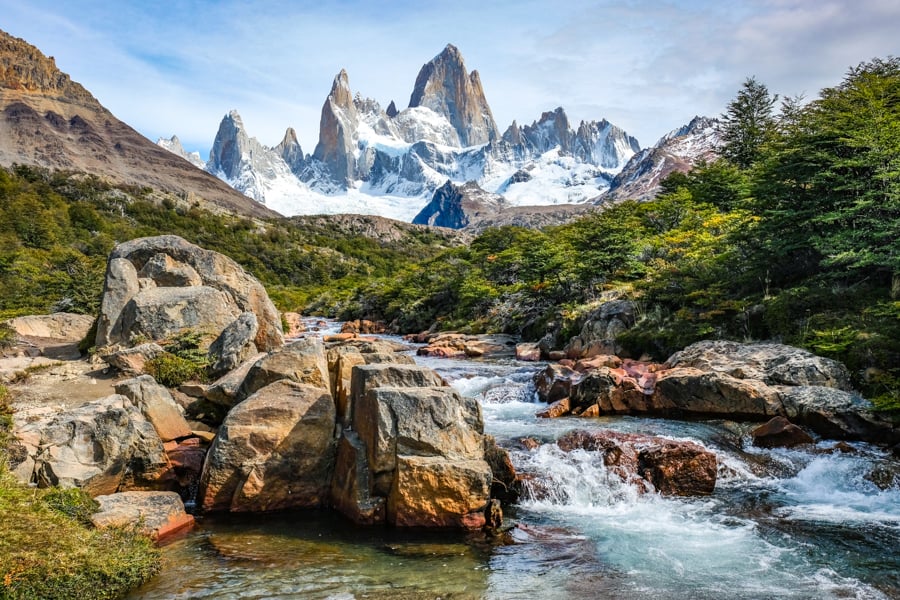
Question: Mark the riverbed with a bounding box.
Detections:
[129,347,900,599]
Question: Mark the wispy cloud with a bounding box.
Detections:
[2,0,896,156]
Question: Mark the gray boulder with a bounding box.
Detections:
[95,235,283,354]
[208,311,259,377]
[115,375,192,442]
[11,395,169,495]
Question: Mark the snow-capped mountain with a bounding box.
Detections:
[157,44,645,222]
[602,116,719,202]
[156,135,205,169]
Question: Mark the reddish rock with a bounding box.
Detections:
[557,429,717,496]
[547,350,567,361]
[516,342,541,362]
[579,404,600,418]
[91,491,194,540]
[484,435,520,504]
[519,437,541,451]
[536,397,571,418]
[639,440,717,496]
[341,319,387,335]
[575,355,623,372]
[534,363,579,403]
[751,416,814,448]
[324,333,358,342]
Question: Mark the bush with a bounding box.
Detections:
[145,351,205,388]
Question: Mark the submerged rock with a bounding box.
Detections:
[751,416,814,448]
[557,429,717,496]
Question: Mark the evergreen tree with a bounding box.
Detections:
[719,77,778,169]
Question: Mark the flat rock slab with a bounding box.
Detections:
[91,491,194,540]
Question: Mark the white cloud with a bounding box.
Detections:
[1,0,896,156]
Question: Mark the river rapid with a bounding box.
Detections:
[130,341,900,600]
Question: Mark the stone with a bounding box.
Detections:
[203,352,266,407]
[483,435,519,504]
[557,429,717,496]
[653,368,784,418]
[237,337,330,401]
[354,386,484,487]
[666,340,852,391]
[97,235,284,352]
[564,299,636,358]
[387,456,492,529]
[95,257,141,346]
[348,364,446,427]
[102,342,164,375]
[164,437,206,488]
[639,441,718,496]
[534,363,579,404]
[536,397,571,418]
[197,380,337,512]
[340,319,386,334]
[115,375,192,442]
[777,386,896,444]
[137,253,202,287]
[484,498,503,531]
[4,313,94,341]
[91,491,194,540]
[208,311,259,377]
[417,333,518,360]
[116,286,241,345]
[751,416,814,448]
[516,342,541,362]
[329,430,386,525]
[11,394,170,495]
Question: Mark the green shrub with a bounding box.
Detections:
[42,488,99,526]
[145,351,205,388]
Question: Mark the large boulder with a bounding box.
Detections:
[115,375,192,442]
[91,491,194,540]
[95,235,283,354]
[540,340,895,444]
[332,363,493,529]
[10,395,170,495]
[354,386,484,494]
[564,299,636,358]
[4,313,94,342]
[236,337,330,402]
[665,340,852,390]
[197,380,337,512]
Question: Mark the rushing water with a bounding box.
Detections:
[131,346,900,600]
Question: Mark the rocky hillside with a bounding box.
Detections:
[0,29,275,219]
[603,116,719,201]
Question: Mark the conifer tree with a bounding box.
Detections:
[719,77,777,169]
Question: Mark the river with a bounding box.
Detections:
[129,342,900,599]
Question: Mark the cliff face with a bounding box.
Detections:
[0,29,277,219]
[413,180,506,229]
[408,44,499,147]
[311,70,360,186]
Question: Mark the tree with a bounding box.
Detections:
[719,77,778,169]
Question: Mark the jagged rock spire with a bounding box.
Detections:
[408,44,499,147]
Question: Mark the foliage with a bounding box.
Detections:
[718,76,778,169]
[42,488,100,526]
[0,325,13,350]
[0,165,454,317]
[0,470,160,600]
[145,330,210,387]
[324,58,900,402]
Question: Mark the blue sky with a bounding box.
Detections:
[2,0,898,158]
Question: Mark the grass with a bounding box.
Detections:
[0,387,161,600]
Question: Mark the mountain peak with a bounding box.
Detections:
[329,69,353,109]
[0,29,99,106]
[408,44,499,147]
